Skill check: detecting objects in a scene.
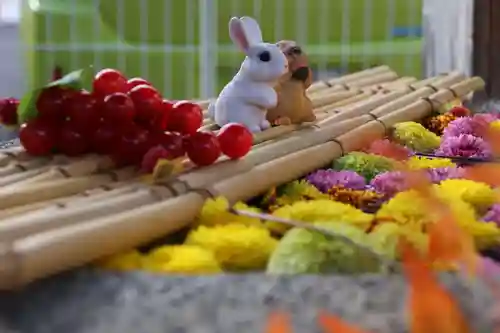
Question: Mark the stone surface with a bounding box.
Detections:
[0,269,496,333]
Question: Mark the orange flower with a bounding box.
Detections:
[427,213,478,276]
[400,239,472,333]
[465,164,500,188]
[318,311,373,333]
[266,311,292,333]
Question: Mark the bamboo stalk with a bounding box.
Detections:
[8,156,115,186]
[0,168,136,210]
[317,90,414,126]
[307,65,392,93]
[0,158,50,178]
[409,73,448,90]
[0,182,141,220]
[379,77,418,90]
[0,167,51,187]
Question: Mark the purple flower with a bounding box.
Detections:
[483,204,500,226]
[305,169,366,192]
[480,256,500,277]
[426,166,466,183]
[435,134,492,159]
[369,171,411,197]
[442,114,494,139]
[475,112,498,123]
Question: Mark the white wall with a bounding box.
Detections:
[0,1,23,140]
[422,0,474,77]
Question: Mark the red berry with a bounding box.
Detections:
[184,131,221,166]
[136,99,173,132]
[36,86,76,121]
[93,68,128,98]
[127,78,151,91]
[0,98,19,125]
[217,123,253,159]
[102,92,136,124]
[65,91,101,133]
[19,119,57,156]
[448,106,471,118]
[128,84,162,121]
[153,99,174,131]
[112,126,151,166]
[57,123,90,156]
[141,145,172,173]
[154,131,185,159]
[90,123,122,154]
[166,101,203,135]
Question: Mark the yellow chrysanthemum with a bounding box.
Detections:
[369,223,429,259]
[369,223,459,272]
[97,250,144,271]
[490,120,500,131]
[267,222,385,274]
[376,190,500,249]
[185,223,278,270]
[392,121,441,152]
[406,156,455,170]
[142,245,221,274]
[275,180,329,206]
[270,200,374,233]
[196,196,262,227]
[435,179,497,213]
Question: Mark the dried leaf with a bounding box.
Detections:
[152,157,185,182]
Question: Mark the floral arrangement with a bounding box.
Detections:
[98,103,500,282]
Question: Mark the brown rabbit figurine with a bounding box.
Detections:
[266,40,316,125]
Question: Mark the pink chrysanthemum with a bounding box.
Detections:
[442,114,494,139]
[305,169,366,192]
[435,134,492,159]
[425,166,466,183]
[369,171,412,197]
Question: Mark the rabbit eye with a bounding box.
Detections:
[258,51,271,62]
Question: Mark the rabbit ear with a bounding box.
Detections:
[239,16,263,46]
[229,17,250,53]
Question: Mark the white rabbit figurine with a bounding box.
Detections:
[208,16,288,133]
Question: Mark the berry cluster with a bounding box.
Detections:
[6,68,253,172]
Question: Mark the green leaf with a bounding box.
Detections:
[16,89,42,125]
[16,66,93,125]
[46,67,92,89]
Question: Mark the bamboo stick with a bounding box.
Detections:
[379,76,418,89]
[0,182,141,220]
[317,73,467,126]
[0,158,50,178]
[307,65,392,93]
[0,168,136,210]
[409,73,447,90]
[0,74,485,289]
[7,156,115,186]
[0,166,51,187]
